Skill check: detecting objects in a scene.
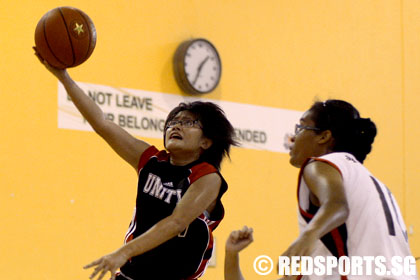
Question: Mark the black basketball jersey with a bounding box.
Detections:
[120,146,228,280]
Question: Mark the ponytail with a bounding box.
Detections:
[309,100,377,163]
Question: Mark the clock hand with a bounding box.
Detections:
[192,56,210,86]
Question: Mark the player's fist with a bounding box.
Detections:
[225,226,254,253]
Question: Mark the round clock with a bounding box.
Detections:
[173,38,222,94]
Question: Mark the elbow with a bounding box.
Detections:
[341,205,349,223]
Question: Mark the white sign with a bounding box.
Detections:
[58,82,303,153]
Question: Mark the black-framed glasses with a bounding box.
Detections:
[295,124,320,135]
[166,119,202,129]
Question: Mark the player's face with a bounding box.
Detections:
[165,111,211,156]
[289,110,323,168]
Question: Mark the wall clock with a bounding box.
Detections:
[173,38,222,94]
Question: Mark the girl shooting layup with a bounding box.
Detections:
[35,50,238,280]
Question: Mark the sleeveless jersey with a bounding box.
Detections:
[297,152,417,280]
[119,146,227,280]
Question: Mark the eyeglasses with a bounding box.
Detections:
[166,119,202,129]
[295,124,320,135]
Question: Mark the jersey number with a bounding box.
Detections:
[370,176,407,241]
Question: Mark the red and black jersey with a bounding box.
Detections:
[119,146,227,280]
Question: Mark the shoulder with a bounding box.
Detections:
[189,162,218,183]
[189,162,228,196]
[137,146,169,172]
[302,155,348,205]
[318,152,358,164]
[303,152,357,177]
[303,159,342,180]
[300,154,347,189]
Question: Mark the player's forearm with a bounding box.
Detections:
[304,200,349,239]
[59,73,107,132]
[224,251,245,280]
[118,215,186,259]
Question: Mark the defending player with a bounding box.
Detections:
[35,52,238,280]
[283,99,418,279]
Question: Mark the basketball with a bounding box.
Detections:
[34,7,96,69]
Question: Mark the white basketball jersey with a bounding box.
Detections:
[297,152,417,280]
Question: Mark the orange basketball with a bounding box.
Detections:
[34,7,97,69]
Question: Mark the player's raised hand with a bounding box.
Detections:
[33,46,69,81]
[225,226,254,254]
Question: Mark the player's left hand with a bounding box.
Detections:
[83,250,129,280]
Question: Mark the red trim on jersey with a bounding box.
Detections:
[124,209,137,245]
[188,162,217,184]
[187,217,213,279]
[297,156,343,215]
[297,158,312,217]
[125,235,133,243]
[299,206,314,219]
[199,212,224,231]
[137,146,160,173]
[310,157,342,176]
[331,229,346,257]
[331,228,349,280]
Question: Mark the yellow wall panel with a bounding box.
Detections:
[403,0,420,272]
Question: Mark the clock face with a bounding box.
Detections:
[183,39,221,93]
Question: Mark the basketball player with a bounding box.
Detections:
[224,226,254,280]
[34,52,238,280]
[283,100,418,279]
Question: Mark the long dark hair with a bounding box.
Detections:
[309,99,377,163]
[164,101,238,169]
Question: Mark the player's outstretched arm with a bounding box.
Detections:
[34,48,150,170]
[224,226,254,280]
[84,173,222,280]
